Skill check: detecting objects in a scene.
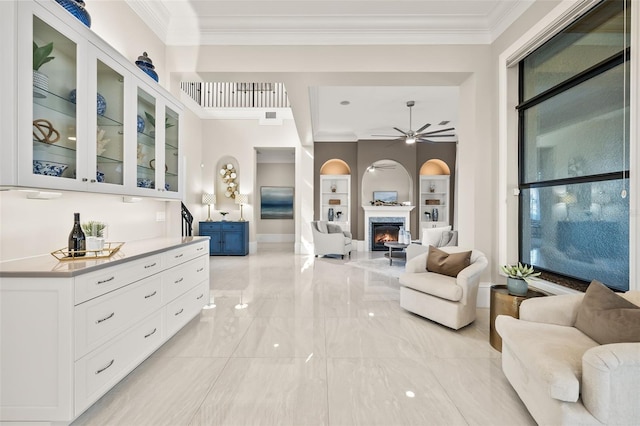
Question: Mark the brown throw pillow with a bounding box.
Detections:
[426,246,471,278]
[575,280,640,345]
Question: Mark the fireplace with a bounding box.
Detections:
[371,222,403,251]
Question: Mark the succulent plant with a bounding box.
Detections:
[500,262,541,283]
[33,42,55,71]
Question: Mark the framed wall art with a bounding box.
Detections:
[260,186,294,219]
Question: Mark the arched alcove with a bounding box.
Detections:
[420,159,451,175]
[320,158,351,175]
[362,159,412,204]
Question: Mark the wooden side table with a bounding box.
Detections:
[489,285,546,351]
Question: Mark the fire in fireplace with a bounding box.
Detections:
[371,222,403,251]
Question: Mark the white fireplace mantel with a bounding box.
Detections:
[362,205,415,251]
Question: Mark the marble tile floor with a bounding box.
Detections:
[73,244,536,426]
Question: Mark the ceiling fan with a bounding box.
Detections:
[373,100,456,144]
[366,162,396,172]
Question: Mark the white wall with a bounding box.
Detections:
[199,117,304,252]
[0,191,177,261]
[0,1,187,263]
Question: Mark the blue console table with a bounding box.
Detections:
[199,221,249,255]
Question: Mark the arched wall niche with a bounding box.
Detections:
[216,156,240,211]
[320,158,351,175]
[361,159,413,204]
[420,159,451,175]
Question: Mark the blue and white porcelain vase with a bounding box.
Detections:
[55,0,91,27]
[135,52,159,82]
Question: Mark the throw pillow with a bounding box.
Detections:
[422,226,452,247]
[426,245,471,278]
[574,280,640,345]
[326,223,343,234]
[316,221,329,234]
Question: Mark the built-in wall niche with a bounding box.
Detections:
[319,159,351,232]
[362,160,412,205]
[419,159,451,228]
[216,156,240,211]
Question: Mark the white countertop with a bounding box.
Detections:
[0,236,209,278]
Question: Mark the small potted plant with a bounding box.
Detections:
[220,211,229,221]
[33,41,55,93]
[500,262,541,296]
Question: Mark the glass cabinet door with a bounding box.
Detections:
[31,15,80,184]
[136,88,156,190]
[164,106,179,194]
[95,58,124,187]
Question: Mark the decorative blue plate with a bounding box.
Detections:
[96,170,105,182]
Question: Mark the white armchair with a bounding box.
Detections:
[310,221,352,259]
[399,246,488,329]
[496,290,640,425]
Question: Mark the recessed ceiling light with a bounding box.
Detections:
[340,100,350,106]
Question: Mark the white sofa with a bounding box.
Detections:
[399,245,488,329]
[310,221,352,259]
[496,291,640,425]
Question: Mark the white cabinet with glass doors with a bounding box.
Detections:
[7,1,181,198]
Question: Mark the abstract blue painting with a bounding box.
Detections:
[260,186,294,219]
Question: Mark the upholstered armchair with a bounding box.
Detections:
[310,221,352,259]
[399,246,488,329]
[496,284,640,425]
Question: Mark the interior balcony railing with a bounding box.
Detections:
[181,82,290,108]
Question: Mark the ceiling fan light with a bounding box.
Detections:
[405,136,416,144]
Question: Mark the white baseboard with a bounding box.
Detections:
[477,282,491,308]
[257,234,295,243]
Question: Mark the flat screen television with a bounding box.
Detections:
[373,191,398,203]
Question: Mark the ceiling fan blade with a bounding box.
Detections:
[421,127,455,135]
[393,127,408,135]
[416,123,431,133]
[417,138,457,144]
[372,134,403,138]
[417,134,455,138]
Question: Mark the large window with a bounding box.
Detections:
[518,0,630,291]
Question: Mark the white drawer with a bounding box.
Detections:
[75,276,162,359]
[74,311,163,416]
[164,241,208,268]
[162,256,208,304]
[165,280,208,338]
[74,255,162,304]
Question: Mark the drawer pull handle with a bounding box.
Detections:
[197,293,204,300]
[144,291,157,299]
[144,262,157,269]
[97,276,115,285]
[197,247,204,251]
[95,359,114,375]
[174,277,184,284]
[174,253,184,259]
[197,267,204,272]
[174,308,184,316]
[96,312,115,324]
[144,328,157,338]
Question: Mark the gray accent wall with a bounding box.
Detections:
[315,140,456,241]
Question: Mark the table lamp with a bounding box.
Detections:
[235,194,248,221]
[202,193,216,222]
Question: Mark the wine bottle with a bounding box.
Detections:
[68,212,86,257]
